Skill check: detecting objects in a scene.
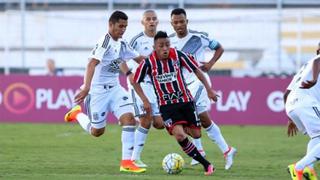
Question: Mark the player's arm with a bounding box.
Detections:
[74,58,99,104]
[200,39,224,72]
[131,60,151,114]
[301,57,320,89]
[133,55,146,64]
[283,89,298,137]
[180,51,219,102]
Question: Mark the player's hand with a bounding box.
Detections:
[200,62,214,72]
[74,88,89,105]
[142,99,151,116]
[300,80,317,89]
[287,119,298,137]
[207,89,219,102]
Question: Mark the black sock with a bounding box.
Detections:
[178,137,210,170]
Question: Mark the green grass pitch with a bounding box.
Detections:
[0,123,317,180]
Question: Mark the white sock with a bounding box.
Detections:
[131,125,149,161]
[76,113,92,134]
[296,138,320,170]
[192,138,205,155]
[122,126,135,160]
[306,137,320,169]
[206,121,229,153]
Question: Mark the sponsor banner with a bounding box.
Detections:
[0,75,290,125]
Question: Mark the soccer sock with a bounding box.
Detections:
[192,138,205,155]
[131,125,149,161]
[306,137,320,169]
[295,138,320,170]
[178,137,210,170]
[206,121,229,153]
[121,126,135,160]
[76,113,92,134]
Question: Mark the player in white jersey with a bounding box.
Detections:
[64,11,146,173]
[285,48,320,180]
[169,8,236,169]
[126,10,164,168]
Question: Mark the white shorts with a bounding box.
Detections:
[84,84,134,129]
[187,80,211,114]
[287,106,320,138]
[130,81,160,117]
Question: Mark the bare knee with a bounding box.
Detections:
[153,116,164,129]
[199,112,212,128]
[120,113,136,126]
[139,116,152,129]
[91,128,105,137]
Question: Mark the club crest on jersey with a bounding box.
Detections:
[107,58,122,73]
[156,72,177,83]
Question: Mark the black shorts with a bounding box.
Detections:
[160,102,201,134]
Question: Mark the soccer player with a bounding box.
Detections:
[285,53,320,180]
[169,8,237,169]
[130,31,218,175]
[64,11,146,173]
[126,10,164,168]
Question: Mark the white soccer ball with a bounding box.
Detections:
[162,153,185,174]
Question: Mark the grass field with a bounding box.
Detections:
[0,123,316,180]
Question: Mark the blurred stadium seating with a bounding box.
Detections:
[0,0,319,77]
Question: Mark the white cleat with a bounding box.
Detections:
[190,151,206,166]
[224,147,237,170]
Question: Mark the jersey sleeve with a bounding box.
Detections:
[133,59,150,83]
[120,40,140,61]
[200,33,221,50]
[89,35,109,61]
[178,50,199,72]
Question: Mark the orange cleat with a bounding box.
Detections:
[120,160,146,173]
[64,105,81,122]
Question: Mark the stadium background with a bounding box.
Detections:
[0,1,319,179]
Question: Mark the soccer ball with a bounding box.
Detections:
[162,153,185,174]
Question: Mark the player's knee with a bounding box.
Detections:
[199,112,212,128]
[139,116,152,129]
[91,128,105,137]
[120,113,136,126]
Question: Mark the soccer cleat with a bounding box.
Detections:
[190,150,206,166]
[64,105,81,122]
[204,164,215,176]
[120,160,146,173]
[134,159,148,168]
[224,147,237,170]
[303,166,318,180]
[288,164,303,180]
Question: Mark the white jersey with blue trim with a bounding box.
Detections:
[88,33,139,88]
[127,32,153,82]
[170,29,219,84]
[286,55,320,112]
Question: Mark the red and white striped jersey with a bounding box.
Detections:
[134,48,199,106]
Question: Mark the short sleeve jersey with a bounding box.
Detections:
[133,48,199,106]
[170,29,220,84]
[126,32,154,83]
[286,55,320,111]
[89,33,139,86]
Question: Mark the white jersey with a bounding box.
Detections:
[127,32,154,83]
[89,33,139,91]
[170,29,220,84]
[286,55,320,112]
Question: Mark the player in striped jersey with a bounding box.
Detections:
[130,31,219,175]
[126,10,164,168]
[64,11,146,173]
[169,8,237,169]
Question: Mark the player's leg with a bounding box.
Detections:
[303,138,319,180]
[287,107,320,180]
[65,93,106,137]
[294,107,320,173]
[113,87,146,173]
[172,124,214,176]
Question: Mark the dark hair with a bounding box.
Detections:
[109,10,128,24]
[154,31,168,42]
[171,8,186,17]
